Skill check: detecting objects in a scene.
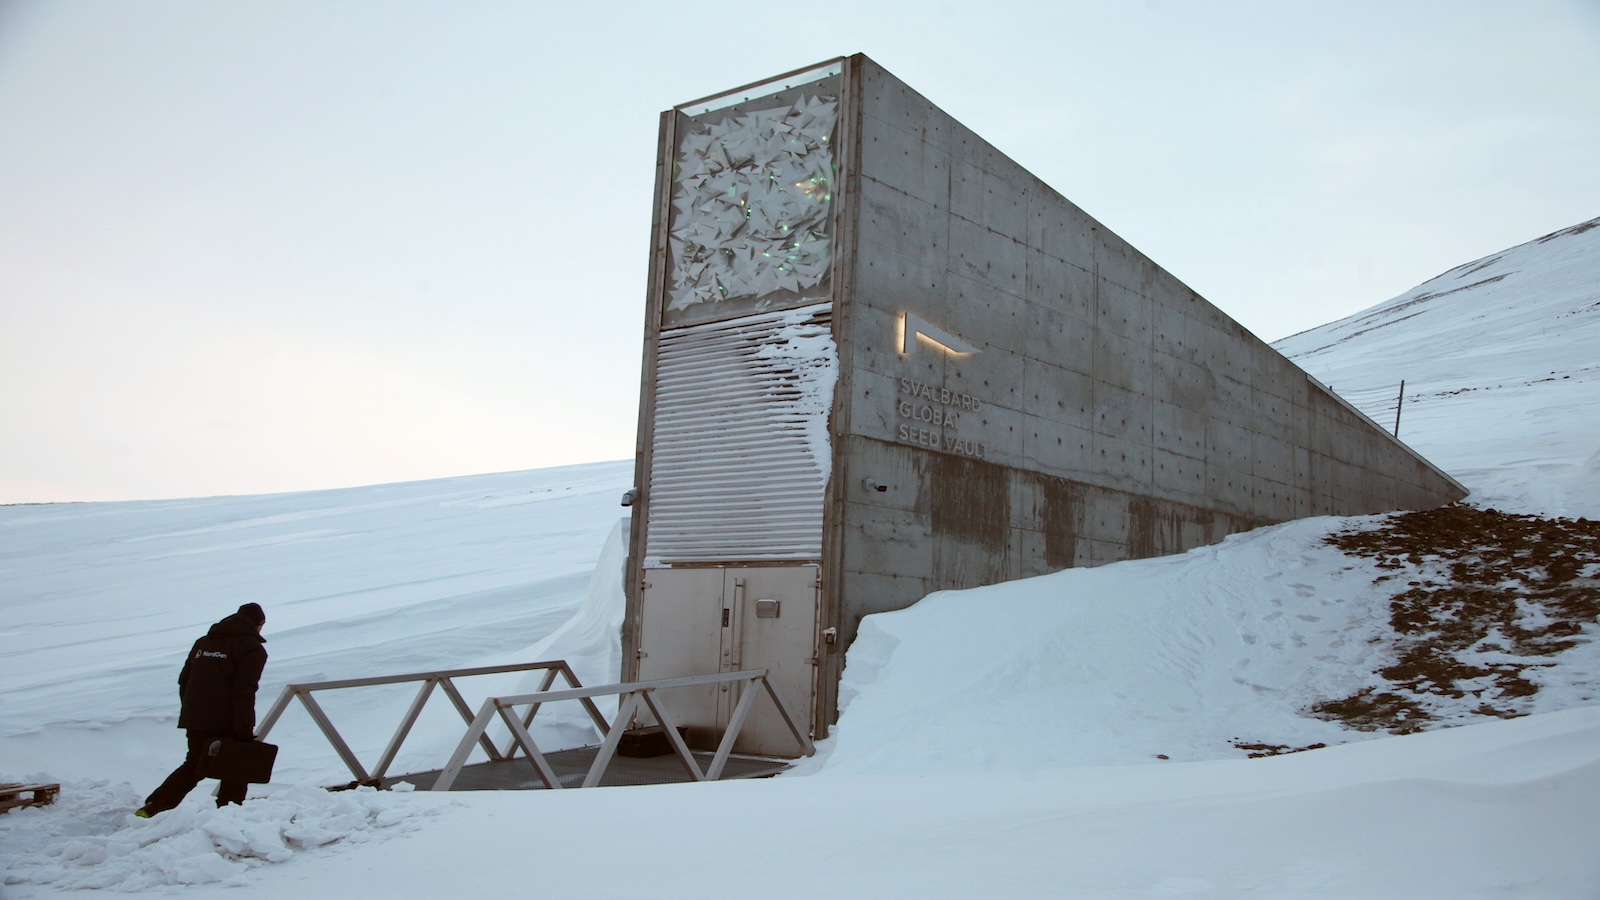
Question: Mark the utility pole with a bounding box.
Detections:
[1393,379,1405,437]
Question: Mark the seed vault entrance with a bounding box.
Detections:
[637,566,820,757]
[623,60,845,756]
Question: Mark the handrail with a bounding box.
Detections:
[256,659,605,786]
[431,666,815,791]
[263,660,578,694]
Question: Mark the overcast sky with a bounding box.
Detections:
[2,0,1597,503]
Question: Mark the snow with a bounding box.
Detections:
[4,219,1600,897]
[803,518,1403,774]
[758,302,840,486]
[11,712,1597,897]
[3,783,450,891]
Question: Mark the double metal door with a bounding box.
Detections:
[637,565,819,756]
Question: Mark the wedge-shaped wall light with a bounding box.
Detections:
[900,312,980,356]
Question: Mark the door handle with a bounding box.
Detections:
[730,578,746,669]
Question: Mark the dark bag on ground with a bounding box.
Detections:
[200,738,278,784]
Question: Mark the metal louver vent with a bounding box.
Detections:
[645,304,836,563]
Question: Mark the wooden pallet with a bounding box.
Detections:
[0,782,59,813]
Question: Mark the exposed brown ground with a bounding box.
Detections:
[1229,740,1327,759]
[1308,505,1600,734]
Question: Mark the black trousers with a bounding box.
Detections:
[144,730,247,813]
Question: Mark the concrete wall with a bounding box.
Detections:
[815,55,1465,725]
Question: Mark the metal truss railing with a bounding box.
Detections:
[256,661,815,791]
[256,659,603,787]
[432,667,815,791]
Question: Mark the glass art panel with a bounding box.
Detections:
[665,83,838,326]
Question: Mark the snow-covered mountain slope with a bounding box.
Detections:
[1275,216,1600,517]
[0,462,634,788]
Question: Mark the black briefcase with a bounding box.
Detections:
[200,738,278,784]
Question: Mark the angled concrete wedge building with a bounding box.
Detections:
[623,55,1465,754]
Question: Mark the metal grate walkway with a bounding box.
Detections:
[386,746,790,791]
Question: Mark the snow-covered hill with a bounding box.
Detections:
[3,219,1599,897]
[1276,216,1600,517]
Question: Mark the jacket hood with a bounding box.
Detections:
[207,612,267,642]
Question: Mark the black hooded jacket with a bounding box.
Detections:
[175,611,268,738]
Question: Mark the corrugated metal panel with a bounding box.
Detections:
[645,304,835,563]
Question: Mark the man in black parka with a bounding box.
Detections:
[137,603,268,816]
